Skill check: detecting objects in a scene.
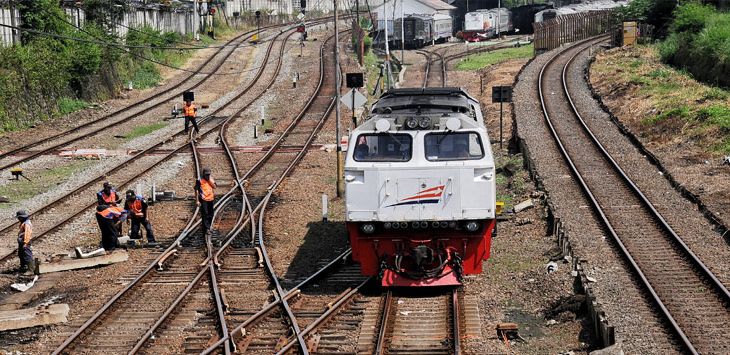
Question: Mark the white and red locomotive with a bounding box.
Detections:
[344,88,496,287]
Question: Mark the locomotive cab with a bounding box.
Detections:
[345,88,496,287]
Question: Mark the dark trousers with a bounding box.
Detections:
[97,214,119,251]
[200,200,214,233]
[18,242,32,270]
[130,217,155,242]
[184,116,199,133]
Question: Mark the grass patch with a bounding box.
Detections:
[57,98,90,116]
[0,160,94,202]
[124,122,167,140]
[593,45,730,154]
[455,44,534,71]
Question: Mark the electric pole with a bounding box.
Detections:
[335,0,344,197]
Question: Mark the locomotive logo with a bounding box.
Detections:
[387,185,445,207]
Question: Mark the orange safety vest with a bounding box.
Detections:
[100,190,118,204]
[18,220,32,245]
[127,198,144,217]
[98,206,126,220]
[183,103,196,118]
[199,178,215,202]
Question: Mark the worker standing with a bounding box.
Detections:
[96,204,127,250]
[97,182,121,206]
[183,100,199,134]
[124,190,157,245]
[194,167,216,235]
[15,210,34,274]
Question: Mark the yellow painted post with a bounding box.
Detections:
[623,21,637,46]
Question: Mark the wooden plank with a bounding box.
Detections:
[38,250,128,274]
[0,273,61,311]
[0,304,69,331]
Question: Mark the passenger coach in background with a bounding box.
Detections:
[392,13,453,49]
[344,88,496,287]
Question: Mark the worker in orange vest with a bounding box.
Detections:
[16,210,35,274]
[97,181,121,206]
[194,167,216,235]
[183,100,199,134]
[96,204,127,250]
[124,190,157,245]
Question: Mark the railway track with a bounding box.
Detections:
[417,39,522,89]
[52,28,359,354]
[0,19,335,268]
[0,26,263,172]
[417,49,445,88]
[356,289,461,355]
[538,36,730,354]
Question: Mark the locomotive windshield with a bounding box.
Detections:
[424,132,484,161]
[353,133,412,162]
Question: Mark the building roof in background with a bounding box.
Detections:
[415,0,456,10]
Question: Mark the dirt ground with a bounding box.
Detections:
[590,46,730,230]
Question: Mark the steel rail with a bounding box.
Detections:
[452,288,461,355]
[416,50,432,88]
[0,30,257,171]
[373,290,394,355]
[0,19,334,266]
[201,32,345,354]
[200,249,353,354]
[0,17,335,165]
[537,35,723,354]
[126,27,297,354]
[274,277,372,354]
[561,39,730,304]
[558,35,729,352]
[50,25,299,355]
[134,28,344,354]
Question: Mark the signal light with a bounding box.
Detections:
[300,0,306,8]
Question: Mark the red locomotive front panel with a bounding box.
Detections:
[347,219,495,286]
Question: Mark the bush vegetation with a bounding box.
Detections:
[658,3,730,88]
[0,0,219,133]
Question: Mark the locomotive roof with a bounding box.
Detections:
[373,87,478,112]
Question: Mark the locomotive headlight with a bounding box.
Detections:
[383,222,392,229]
[405,117,418,129]
[361,223,375,234]
[418,117,431,129]
[465,221,480,232]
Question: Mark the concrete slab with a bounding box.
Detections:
[0,303,69,331]
[38,250,128,274]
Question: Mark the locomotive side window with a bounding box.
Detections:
[353,134,412,162]
[424,132,484,161]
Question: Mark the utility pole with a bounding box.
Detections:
[400,0,404,62]
[497,0,501,37]
[383,1,391,90]
[335,0,344,197]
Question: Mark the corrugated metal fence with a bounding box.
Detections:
[533,10,614,53]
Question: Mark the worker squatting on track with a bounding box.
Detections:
[96,204,127,251]
[124,190,157,246]
[16,210,34,274]
[195,167,216,235]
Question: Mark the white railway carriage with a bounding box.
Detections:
[432,13,453,42]
[345,88,496,287]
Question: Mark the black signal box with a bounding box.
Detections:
[183,91,195,102]
[491,86,512,103]
[346,73,364,88]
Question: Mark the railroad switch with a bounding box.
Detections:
[10,167,31,181]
